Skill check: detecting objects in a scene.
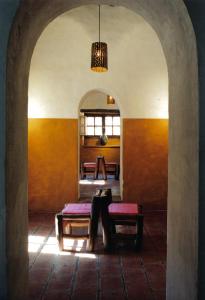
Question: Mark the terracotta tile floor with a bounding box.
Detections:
[28,211,167,300]
[80,176,120,198]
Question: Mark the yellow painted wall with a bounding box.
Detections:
[28,119,78,212]
[28,118,168,212]
[123,119,168,210]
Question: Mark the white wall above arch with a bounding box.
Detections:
[28,5,168,119]
[79,90,119,111]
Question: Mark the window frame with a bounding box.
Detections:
[80,109,120,137]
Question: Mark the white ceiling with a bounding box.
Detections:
[28,5,168,118]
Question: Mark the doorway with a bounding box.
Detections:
[6,1,198,300]
[79,90,121,200]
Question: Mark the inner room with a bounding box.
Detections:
[28,4,168,299]
[79,90,121,201]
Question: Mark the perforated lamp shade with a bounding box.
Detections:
[91,42,108,72]
[91,5,108,73]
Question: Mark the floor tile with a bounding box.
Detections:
[28,210,167,300]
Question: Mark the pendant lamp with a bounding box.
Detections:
[91,5,108,72]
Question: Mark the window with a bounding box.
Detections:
[80,110,120,136]
[85,116,103,136]
[105,116,120,136]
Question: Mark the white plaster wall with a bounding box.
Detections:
[80,90,119,110]
[28,5,168,119]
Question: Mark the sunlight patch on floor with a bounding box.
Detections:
[28,235,46,253]
[28,234,96,259]
[79,179,106,185]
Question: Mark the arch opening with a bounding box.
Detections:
[6,1,198,300]
[79,89,122,200]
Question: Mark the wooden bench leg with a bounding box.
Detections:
[94,158,99,179]
[80,162,85,179]
[87,218,98,252]
[101,158,107,180]
[101,207,112,251]
[135,215,144,251]
[115,164,120,180]
[111,221,116,234]
[55,214,64,251]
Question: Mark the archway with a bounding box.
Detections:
[6,1,198,300]
[79,89,122,200]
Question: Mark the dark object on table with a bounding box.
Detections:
[99,134,108,145]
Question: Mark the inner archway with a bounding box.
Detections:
[6,1,198,300]
[79,90,121,200]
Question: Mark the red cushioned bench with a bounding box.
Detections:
[55,189,112,252]
[103,203,144,251]
[55,193,143,252]
[55,203,93,251]
[80,162,96,179]
[106,162,120,180]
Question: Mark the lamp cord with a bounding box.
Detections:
[99,5,100,43]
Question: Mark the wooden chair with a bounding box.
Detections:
[55,189,112,252]
[101,203,144,251]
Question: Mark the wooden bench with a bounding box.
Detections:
[81,157,119,180]
[108,202,144,250]
[55,203,93,251]
[80,162,96,179]
[55,189,112,252]
[105,162,120,180]
[55,190,143,252]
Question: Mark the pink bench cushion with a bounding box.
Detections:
[62,203,140,216]
[83,163,96,168]
[109,203,139,216]
[106,162,118,166]
[62,203,91,215]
